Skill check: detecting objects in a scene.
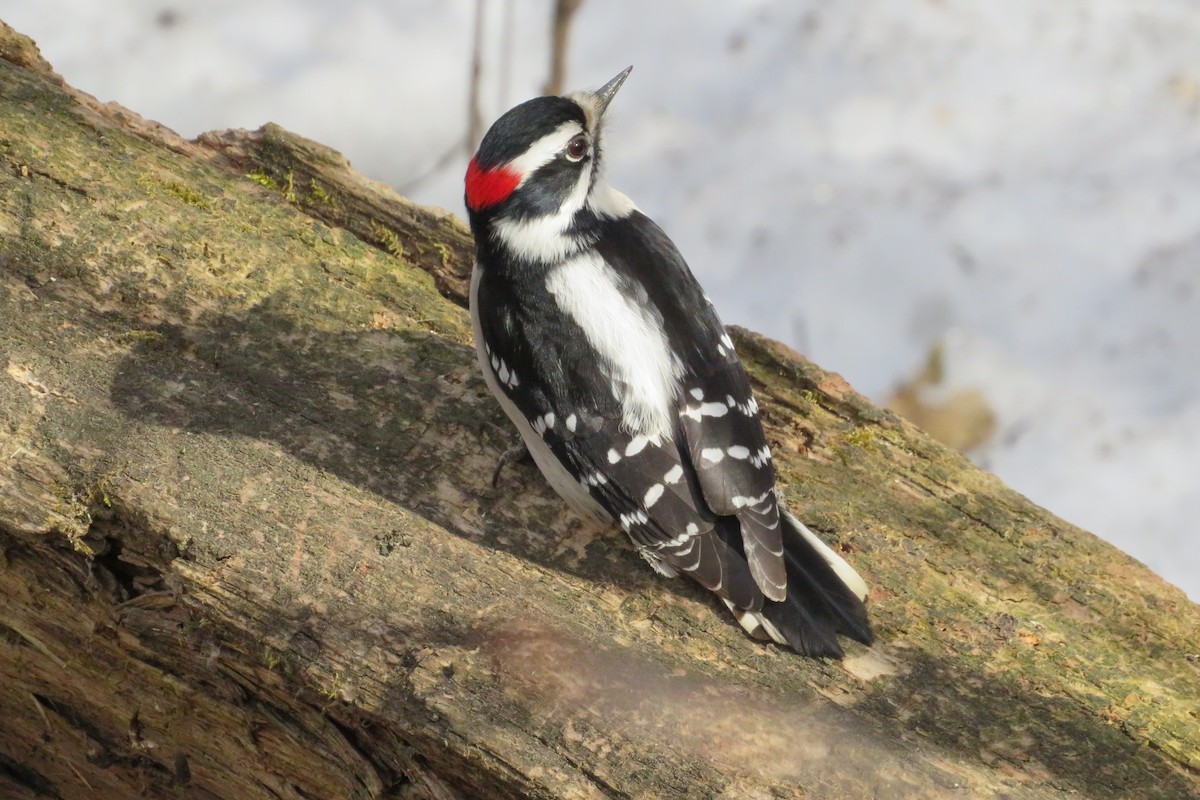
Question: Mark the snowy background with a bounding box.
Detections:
[3,0,1196,601]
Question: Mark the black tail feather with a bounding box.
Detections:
[759,512,873,658]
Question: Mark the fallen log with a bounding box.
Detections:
[1,21,1197,799]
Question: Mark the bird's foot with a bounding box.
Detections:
[491,440,532,488]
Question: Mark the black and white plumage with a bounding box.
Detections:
[465,67,873,657]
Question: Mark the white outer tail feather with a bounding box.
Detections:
[723,508,869,647]
[780,507,870,602]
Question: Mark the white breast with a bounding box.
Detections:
[544,251,683,438]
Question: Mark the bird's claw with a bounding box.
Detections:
[492,441,532,488]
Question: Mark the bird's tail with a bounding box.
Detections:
[724,508,873,658]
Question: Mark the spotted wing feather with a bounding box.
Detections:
[594,214,788,601]
[549,420,762,610]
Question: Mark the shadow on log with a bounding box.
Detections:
[1,21,1198,800]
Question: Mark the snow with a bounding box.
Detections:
[3,0,1196,600]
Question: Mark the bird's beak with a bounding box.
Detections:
[594,66,633,117]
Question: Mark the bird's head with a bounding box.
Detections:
[465,66,637,265]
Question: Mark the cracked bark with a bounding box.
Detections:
[1,21,1198,800]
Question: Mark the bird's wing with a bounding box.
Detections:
[594,212,788,601]
[548,419,764,611]
[672,330,788,601]
[473,261,763,610]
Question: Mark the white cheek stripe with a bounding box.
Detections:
[491,172,635,267]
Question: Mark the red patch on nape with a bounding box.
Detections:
[465,157,521,211]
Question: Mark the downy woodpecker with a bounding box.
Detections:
[466,67,873,657]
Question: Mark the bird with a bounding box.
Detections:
[464,66,873,657]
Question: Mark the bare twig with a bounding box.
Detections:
[543,0,583,96]
[497,0,515,111]
[396,137,468,198]
[466,0,486,154]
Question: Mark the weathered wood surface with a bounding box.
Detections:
[1,22,1197,800]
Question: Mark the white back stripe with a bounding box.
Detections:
[545,252,683,437]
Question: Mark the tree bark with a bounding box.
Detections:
[1,22,1197,800]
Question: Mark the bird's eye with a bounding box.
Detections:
[565,134,589,162]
